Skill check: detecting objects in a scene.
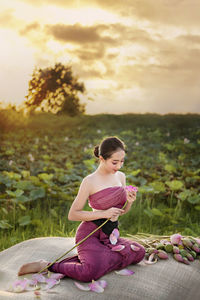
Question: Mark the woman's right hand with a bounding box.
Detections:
[103,207,125,220]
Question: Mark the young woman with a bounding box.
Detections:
[18,136,145,281]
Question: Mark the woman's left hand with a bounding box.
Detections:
[125,190,137,204]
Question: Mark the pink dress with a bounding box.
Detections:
[48,186,145,282]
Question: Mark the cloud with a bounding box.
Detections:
[45,23,117,45]
[20,22,41,35]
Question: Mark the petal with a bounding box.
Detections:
[130,244,140,251]
[12,279,29,292]
[88,280,104,293]
[112,228,120,239]
[45,278,59,289]
[32,273,46,283]
[98,280,107,289]
[109,233,117,245]
[111,245,125,251]
[48,273,65,280]
[34,290,41,298]
[148,253,156,262]
[115,269,135,276]
[74,281,90,291]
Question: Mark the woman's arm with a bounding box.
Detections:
[120,172,137,215]
[68,177,124,221]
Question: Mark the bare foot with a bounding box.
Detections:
[18,259,49,276]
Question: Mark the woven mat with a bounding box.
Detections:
[0,237,199,300]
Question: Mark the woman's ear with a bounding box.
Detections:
[99,155,104,162]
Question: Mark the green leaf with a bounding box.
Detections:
[38,173,54,181]
[0,220,13,229]
[151,208,163,216]
[30,187,46,200]
[178,190,191,201]
[144,208,153,218]
[194,205,200,211]
[164,164,176,173]
[150,181,166,193]
[165,180,184,191]
[18,215,31,226]
[6,189,24,198]
[130,169,141,176]
[14,180,35,191]
[1,207,8,214]
[187,195,200,205]
[138,186,154,194]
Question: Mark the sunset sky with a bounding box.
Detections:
[0,0,200,114]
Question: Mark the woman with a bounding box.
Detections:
[18,136,145,281]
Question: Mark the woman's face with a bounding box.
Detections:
[101,149,125,174]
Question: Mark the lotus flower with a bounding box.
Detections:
[111,245,125,251]
[125,186,138,192]
[170,234,182,245]
[130,244,141,252]
[174,254,184,263]
[157,250,168,259]
[115,269,135,275]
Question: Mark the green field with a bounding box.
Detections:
[0,112,200,251]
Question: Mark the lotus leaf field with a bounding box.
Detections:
[0,113,200,251]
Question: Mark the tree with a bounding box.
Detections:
[25,63,86,116]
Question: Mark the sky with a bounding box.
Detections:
[0,0,200,114]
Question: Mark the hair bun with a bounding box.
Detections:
[94,145,99,158]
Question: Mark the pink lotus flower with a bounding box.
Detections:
[125,186,138,192]
[170,234,182,245]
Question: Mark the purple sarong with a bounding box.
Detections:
[48,186,145,282]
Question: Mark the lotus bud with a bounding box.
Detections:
[173,246,180,254]
[192,244,200,253]
[182,257,190,265]
[156,243,165,250]
[146,248,159,254]
[182,238,193,248]
[170,233,182,245]
[174,254,184,263]
[194,237,200,246]
[164,244,173,253]
[190,250,197,259]
[186,253,194,261]
[157,250,168,259]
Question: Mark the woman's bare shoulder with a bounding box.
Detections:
[117,171,126,186]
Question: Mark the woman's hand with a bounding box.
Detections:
[103,207,125,220]
[125,189,137,204]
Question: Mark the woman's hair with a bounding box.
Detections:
[94,136,126,159]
